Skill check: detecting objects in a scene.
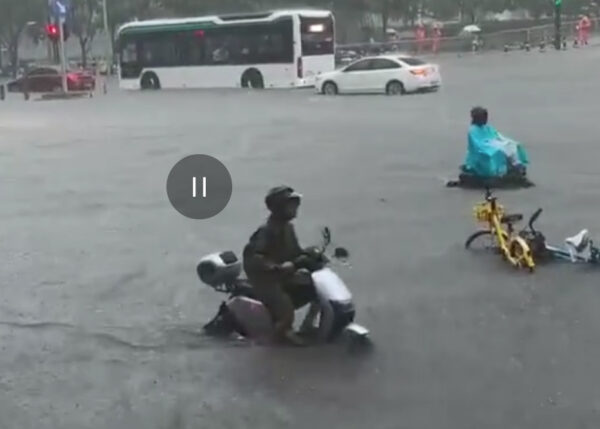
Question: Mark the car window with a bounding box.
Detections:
[398,57,426,66]
[29,68,58,76]
[344,59,372,72]
[370,59,401,70]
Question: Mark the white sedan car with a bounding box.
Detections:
[315,55,441,95]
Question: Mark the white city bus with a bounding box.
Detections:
[116,9,335,90]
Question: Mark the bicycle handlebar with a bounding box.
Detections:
[484,186,492,200]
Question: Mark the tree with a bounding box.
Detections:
[163,0,265,15]
[378,0,395,37]
[520,0,552,19]
[362,0,418,38]
[107,0,167,40]
[71,0,102,67]
[446,0,510,23]
[0,0,44,76]
[426,0,461,20]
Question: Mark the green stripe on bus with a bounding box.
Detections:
[119,17,294,36]
[120,22,218,35]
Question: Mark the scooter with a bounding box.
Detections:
[446,164,534,189]
[519,208,600,264]
[197,227,370,345]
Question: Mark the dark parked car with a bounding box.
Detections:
[7,66,96,93]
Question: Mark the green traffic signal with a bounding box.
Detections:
[555,0,561,5]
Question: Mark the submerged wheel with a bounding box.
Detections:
[241,69,264,89]
[386,80,404,95]
[140,72,161,90]
[316,301,334,343]
[322,81,338,95]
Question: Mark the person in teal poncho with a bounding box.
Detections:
[463,107,529,178]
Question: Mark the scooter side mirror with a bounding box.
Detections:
[334,247,350,260]
[321,227,331,247]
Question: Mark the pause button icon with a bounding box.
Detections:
[193,176,206,198]
[166,154,232,220]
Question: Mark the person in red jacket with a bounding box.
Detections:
[578,15,591,45]
[432,23,442,54]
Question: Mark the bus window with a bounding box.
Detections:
[119,37,142,78]
[141,34,179,67]
[188,31,206,66]
[204,30,234,65]
[300,16,334,56]
[251,20,293,64]
[122,41,138,63]
[201,20,293,66]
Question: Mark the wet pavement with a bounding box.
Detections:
[2,47,600,429]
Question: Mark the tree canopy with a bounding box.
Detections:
[1,0,597,72]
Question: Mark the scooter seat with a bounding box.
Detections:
[566,229,590,253]
[232,279,258,299]
[501,213,523,224]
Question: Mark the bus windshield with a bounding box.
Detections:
[300,16,334,56]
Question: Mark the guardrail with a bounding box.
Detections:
[335,18,599,64]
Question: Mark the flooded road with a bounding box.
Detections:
[2,48,600,428]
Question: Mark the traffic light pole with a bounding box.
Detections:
[58,18,68,93]
[554,0,562,50]
[102,0,113,74]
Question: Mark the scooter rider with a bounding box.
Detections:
[243,186,317,346]
[465,106,529,177]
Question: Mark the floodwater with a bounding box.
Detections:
[2,47,600,428]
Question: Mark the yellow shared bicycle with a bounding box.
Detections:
[465,187,536,272]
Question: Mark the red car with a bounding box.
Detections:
[7,66,96,93]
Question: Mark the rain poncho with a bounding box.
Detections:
[464,124,529,177]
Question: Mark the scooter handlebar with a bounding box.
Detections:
[528,208,543,231]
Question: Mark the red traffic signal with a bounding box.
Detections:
[45,23,69,41]
[46,24,59,41]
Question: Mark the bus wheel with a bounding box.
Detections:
[141,72,161,90]
[241,69,264,89]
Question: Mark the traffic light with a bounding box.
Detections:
[46,24,59,41]
[44,23,69,41]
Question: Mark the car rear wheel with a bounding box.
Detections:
[322,81,338,95]
[386,80,405,95]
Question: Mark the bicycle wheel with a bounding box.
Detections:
[465,230,507,251]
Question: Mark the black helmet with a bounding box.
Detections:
[265,186,302,213]
[471,106,488,126]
